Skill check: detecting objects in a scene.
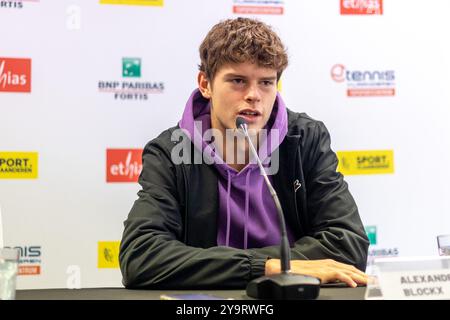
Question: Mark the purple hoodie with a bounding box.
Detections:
[179,89,295,249]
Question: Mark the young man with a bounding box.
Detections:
[119,18,369,289]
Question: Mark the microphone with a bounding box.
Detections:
[236,117,321,300]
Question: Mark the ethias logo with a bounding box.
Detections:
[0,58,31,93]
[106,149,143,182]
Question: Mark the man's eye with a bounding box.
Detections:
[262,80,274,86]
[232,79,244,84]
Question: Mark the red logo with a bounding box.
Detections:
[106,149,143,182]
[0,57,31,93]
[347,88,395,97]
[233,6,284,15]
[340,0,383,15]
[19,265,41,276]
[331,64,346,82]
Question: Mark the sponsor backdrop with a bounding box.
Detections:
[1,0,450,289]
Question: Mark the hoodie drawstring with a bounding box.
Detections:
[225,170,231,247]
[225,169,252,249]
[244,169,251,250]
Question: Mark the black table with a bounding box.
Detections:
[16,285,366,300]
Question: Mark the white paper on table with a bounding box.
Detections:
[0,204,3,248]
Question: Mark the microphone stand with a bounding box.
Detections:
[236,117,320,300]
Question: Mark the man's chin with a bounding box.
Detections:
[246,125,264,134]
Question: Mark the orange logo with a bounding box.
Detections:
[232,0,284,15]
[233,6,283,15]
[0,58,31,93]
[19,265,41,276]
[106,149,143,182]
[340,0,383,15]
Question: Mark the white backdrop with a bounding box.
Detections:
[1,0,449,289]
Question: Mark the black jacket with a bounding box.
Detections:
[119,110,369,289]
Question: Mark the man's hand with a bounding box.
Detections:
[265,259,368,288]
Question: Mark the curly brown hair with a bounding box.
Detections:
[198,17,288,81]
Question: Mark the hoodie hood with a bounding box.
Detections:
[179,89,294,249]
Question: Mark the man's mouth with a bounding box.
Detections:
[239,110,260,116]
[236,110,262,125]
[237,109,262,121]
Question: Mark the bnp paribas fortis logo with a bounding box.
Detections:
[337,150,394,175]
[99,0,163,6]
[98,241,120,269]
[98,57,164,100]
[122,58,141,78]
[0,152,38,179]
[0,0,40,9]
[365,226,377,245]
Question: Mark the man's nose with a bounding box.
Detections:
[244,83,261,103]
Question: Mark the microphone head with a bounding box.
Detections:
[235,116,248,129]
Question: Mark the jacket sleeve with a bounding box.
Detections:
[250,120,369,271]
[119,136,268,289]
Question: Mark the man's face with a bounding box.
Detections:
[198,62,278,134]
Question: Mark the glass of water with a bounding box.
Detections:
[0,248,19,300]
[437,234,450,256]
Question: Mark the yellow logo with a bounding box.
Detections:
[98,241,120,269]
[0,152,38,179]
[99,0,163,6]
[277,79,282,92]
[337,150,394,175]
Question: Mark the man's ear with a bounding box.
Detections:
[197,71,212,99]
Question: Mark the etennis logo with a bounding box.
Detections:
[5,245,42,276]
[0,152,38,179]
[337,150,394,175]
[98,241,120,269]
[331,64,395,97]
[18,245,41,276]
[0,57,31,93]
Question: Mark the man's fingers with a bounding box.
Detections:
[287,259,369,288]
[330,263,368,283]
[343,270,368,285]
[332,272,357,288]
[331,260,367,276]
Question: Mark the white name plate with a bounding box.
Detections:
[375,256,450,300]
